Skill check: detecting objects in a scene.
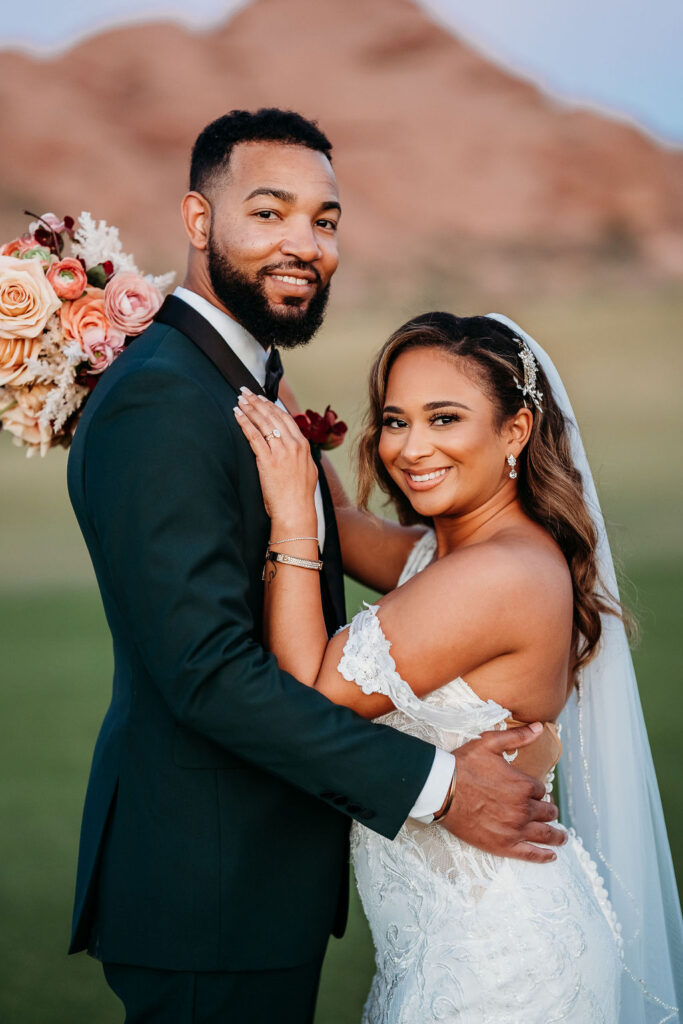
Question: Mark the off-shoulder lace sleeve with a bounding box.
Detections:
[337,603,507,732]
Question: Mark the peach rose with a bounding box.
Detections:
[0,336,45,386]
[46,258,88,301]
[104,272,162,337]
[1,384,53,455]
[61,287,126,374]
[0,255,61,341]
[1,237,35,258]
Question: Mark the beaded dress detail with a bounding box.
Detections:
[342,530,623,1024]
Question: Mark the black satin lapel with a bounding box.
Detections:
[154,295,266,396]
[155,297,345,628]
[316,454,347,633]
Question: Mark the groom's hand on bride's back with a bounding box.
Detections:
[441,724,567,863]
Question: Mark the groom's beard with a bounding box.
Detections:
[207,233,330,351]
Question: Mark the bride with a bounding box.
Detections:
[234,312,682,1023]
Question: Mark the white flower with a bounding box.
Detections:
[63,339,88,365]
[148,271,176,292]
[72,211,139,274]
[37,365,88,435]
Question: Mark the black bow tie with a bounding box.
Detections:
[264,347,284,402]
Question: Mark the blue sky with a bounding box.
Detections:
[2,0,681,145]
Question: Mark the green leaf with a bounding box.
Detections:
[86,264,107,289]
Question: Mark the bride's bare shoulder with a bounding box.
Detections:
[391,522,573,629]
[485,522,572,600]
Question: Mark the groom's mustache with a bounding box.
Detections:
[257,260,323,287]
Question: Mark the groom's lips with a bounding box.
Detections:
[262,265,321,301]
[268,273,316,289]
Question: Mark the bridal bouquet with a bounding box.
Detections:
[0,212,174,456]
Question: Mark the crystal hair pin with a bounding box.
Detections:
[515,341,543,411]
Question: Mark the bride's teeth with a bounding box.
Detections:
[409,469,448,482]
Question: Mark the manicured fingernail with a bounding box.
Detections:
[240,386,253,395]
[238,394,248,405]
[233,406,243,416]
[529,722,543,734]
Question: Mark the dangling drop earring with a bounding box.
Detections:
[507,454,517,479]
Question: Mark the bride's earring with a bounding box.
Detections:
[507,454,517,479]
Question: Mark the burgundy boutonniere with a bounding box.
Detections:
[294,405,348,451]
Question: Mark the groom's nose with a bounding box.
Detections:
[280,218,323,265]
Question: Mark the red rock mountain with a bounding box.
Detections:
[1,0,681,294]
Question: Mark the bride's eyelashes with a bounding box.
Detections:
[381,413,462,429]
[430,413,461,426]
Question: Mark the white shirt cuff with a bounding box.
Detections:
[408,748,456,823]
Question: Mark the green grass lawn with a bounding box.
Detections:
[0,562,680,1024]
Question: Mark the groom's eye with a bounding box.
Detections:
[316,218,338,231]
[254,210,279,220]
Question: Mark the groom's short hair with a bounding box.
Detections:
[190,108,333,195]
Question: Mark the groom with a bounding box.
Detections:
[67,109,563,1022]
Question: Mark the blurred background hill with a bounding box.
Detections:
[2,0,683,297]
[0,1,681,1021]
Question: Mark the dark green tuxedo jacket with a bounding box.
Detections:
[66,295,435,971]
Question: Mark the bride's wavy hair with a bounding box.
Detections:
[357,312,624,675]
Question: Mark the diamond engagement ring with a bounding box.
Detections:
[264,429,281,441]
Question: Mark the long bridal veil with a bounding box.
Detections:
[490,314,682,1024]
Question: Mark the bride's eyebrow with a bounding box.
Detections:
[382,401,472,414]
[423,400,472,411]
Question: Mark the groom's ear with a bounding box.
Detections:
[181,191,211,251]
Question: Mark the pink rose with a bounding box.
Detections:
[104,272,163,337]
[46,258,88,301]
[61,287,126,374]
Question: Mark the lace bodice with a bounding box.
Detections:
[341,529,622,1024]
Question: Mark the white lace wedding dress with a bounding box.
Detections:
[342,530,623,1024]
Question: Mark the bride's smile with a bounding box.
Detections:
[403,466,451,489]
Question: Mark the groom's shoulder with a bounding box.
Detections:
[82,320,227,421]
[107,319,221,392]
[71,320,237,459]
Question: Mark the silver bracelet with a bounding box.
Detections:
[268,536,318,546]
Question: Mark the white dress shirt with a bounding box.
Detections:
[173,286,455,823]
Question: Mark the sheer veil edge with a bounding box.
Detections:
[488,314,682,1024]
